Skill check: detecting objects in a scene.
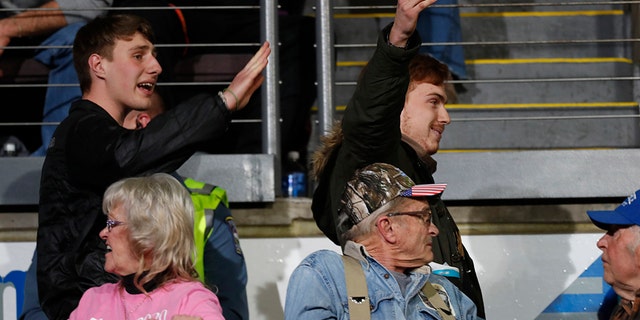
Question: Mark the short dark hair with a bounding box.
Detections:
[408,53,457,102]
[408,53,450,89]
[73,14,156,93]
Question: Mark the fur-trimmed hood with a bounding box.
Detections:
[310,121,343,181]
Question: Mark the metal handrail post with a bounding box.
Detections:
[632,2,640,130]
[260,0,281,194]
[316,0,336,136]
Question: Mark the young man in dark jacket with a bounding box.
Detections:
[309,0,485,316]
[35,14,269,320]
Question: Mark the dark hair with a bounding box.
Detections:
[408,53,450,89]
[408,53,457,102]
[73,14,156,93]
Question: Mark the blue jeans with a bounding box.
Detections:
[31,22,84,156]
[417,0,467,79]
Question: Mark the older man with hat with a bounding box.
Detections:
[284,163,481,319]
[588,190,640,319]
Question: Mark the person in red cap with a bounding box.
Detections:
[588,190,640,320]
[285,162,482,319]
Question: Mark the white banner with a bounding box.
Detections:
[2,234,606,320]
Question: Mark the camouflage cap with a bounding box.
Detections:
[336,163,446,236]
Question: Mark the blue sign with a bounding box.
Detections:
[538,256,616,319]
[1,270,26,319]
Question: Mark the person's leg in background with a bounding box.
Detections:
[31,22,85,156]
[416,0,467,83]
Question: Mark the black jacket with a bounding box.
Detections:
[310,23,485,317]
[37,93,230,320]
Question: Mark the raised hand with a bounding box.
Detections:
[223,41,271,112]
[389,0,437,48]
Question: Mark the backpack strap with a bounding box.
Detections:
[342,255,371,320]
[342,253,454,320]
[421,281,456,320]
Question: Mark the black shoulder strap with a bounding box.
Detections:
[342,255,370,320]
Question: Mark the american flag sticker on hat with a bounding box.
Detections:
[400,184,447,197]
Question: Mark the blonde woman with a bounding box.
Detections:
[69,173,223,320]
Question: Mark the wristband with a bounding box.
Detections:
[223,87,238,112]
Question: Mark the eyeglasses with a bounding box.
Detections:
[386,210,432,225]
[106,219,126,232]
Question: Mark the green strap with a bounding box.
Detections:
[183,178,228,283]
[342,255,371,320]
[421,281,456,320]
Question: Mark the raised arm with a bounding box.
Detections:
[340,0,436,161]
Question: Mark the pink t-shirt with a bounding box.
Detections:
[69,280,224,320]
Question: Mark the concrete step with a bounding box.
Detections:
[329,5,634,109]
[458,76,634,105]
[331,7,628,60]
[333,59,636,107]
[466,58,633,78]
[441,103,640,149]
[460,0,619,13]
[461,13,628,60]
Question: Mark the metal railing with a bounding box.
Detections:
[313,0,640,151]
[2,1,640,201]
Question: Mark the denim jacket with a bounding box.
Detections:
[284,241,482,320]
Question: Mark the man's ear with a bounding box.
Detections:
[88,54,105,79]
[376,215,398,244]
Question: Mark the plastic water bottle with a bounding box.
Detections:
[2,142,16,157]
[282,151,307,197]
